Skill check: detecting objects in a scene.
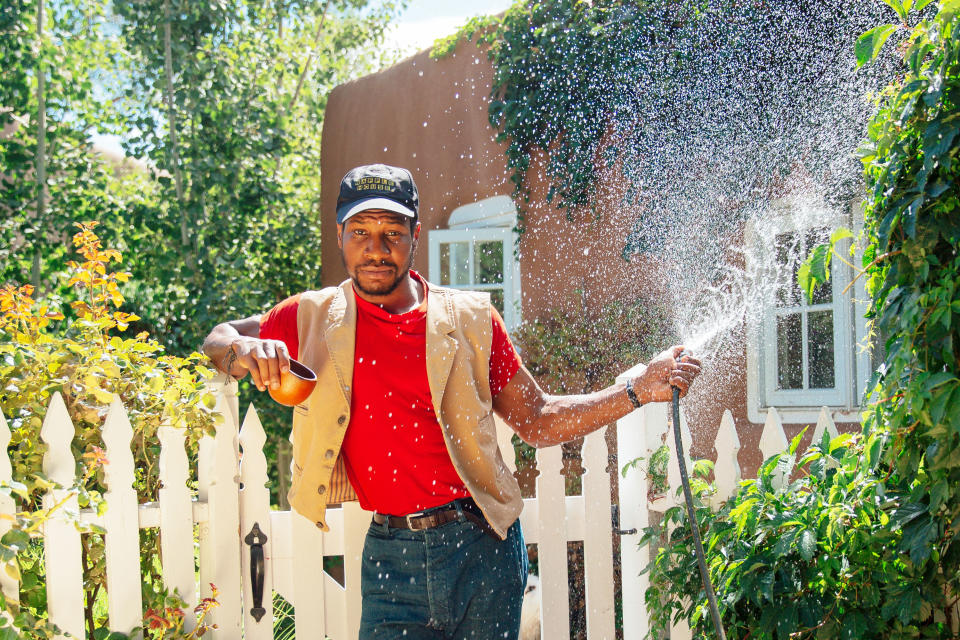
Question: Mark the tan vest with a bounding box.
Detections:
[286,278,523,539]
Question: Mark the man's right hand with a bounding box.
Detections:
[227,337,291,391]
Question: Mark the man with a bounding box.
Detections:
[202,164,701,639]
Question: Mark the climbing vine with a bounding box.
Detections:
[434,0,886,250]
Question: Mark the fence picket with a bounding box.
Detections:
[102,397,143,636]
[581,428,616,640]
[0,410,18,607]
[41,392,84,639]
[291,509,327,638]
[665,402,694,509]
[238,404,274,638]
[711,410,742,508]
[199,378,242,634]
[158,423,197,629]
[536,444,570,640]
[614,368,661,640]
[759,407,790,490]
[342,501,368,639]
[811,406,839,446]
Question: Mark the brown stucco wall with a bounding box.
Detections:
[320,42,512,284]
[318,42,824,478]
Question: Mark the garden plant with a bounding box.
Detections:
[0,223,218,638]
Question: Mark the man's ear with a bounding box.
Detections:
[411,221,421,252]
[337,224,344,250]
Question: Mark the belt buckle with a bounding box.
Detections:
[405,511,425,529]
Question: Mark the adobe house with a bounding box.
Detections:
[318,39,870,478]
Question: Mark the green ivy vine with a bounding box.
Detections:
[433,0,885,252]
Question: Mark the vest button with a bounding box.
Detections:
[337,415,346,425]
[316,521,324,529]
[317,485,327,495]
[325,449,335,459]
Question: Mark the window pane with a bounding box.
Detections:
[775,233,799,307]
[475,241,504,284]
[806,228,832,304]
[439,242,470,285]
[808,310,835,388]
[777,313,803,389]
[490,289,505,316]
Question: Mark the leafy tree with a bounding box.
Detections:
[1,0,128,289]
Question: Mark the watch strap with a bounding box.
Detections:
[625,379,642,408]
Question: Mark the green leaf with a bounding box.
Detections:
[799,244,832,303]
[841,610,870,639]
[855,24,899,67]
[914,0,935,9]
[829,227,854,246]
[940,0,960,19]
[905,516,937,564]
[881,0,909,21]
[892,502,927,528]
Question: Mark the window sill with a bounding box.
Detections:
[747,404,862,425]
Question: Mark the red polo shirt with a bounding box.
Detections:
[259,272,521,515]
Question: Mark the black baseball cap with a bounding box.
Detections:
[336,164,419,224]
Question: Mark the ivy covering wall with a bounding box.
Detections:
[435,0,888,255]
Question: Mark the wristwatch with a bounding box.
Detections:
[625,379,642,408]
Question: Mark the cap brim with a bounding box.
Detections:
[337,198,417,224]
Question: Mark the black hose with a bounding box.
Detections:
[672,385,727,640]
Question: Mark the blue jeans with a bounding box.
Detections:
[359,513,528,639]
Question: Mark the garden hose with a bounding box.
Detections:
[672,385,727,640]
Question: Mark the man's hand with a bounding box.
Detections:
[227,337,291,392]
[633,346,702,404]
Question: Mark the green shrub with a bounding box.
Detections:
[0,222,218,638]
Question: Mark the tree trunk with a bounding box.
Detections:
[33,0,46,289]
[272,0,330,181]
[162,0,188,247]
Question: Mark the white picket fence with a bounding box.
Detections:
[0,375,621,639]
[9,364,900,640]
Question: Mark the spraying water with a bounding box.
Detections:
[590,1,898,369]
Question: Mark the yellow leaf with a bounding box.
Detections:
[4,561,20,582]
[91,387,114,404]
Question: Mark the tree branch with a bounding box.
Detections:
[33,0,47,289]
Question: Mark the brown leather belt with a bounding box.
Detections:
[372,497,497,538]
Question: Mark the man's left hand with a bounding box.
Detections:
[633,346,702,404]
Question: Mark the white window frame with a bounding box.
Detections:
[428,196,522,330]
[746,196,868,423]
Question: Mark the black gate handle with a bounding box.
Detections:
[612,504,637,536]
[244,522,268,621]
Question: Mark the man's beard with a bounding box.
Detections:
[347,257,412,297]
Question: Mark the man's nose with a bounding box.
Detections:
[363,233,392,258]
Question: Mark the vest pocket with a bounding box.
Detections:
[294,404,309,416]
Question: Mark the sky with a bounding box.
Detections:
[385,0,514,54]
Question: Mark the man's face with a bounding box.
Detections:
[337,210,420,297]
